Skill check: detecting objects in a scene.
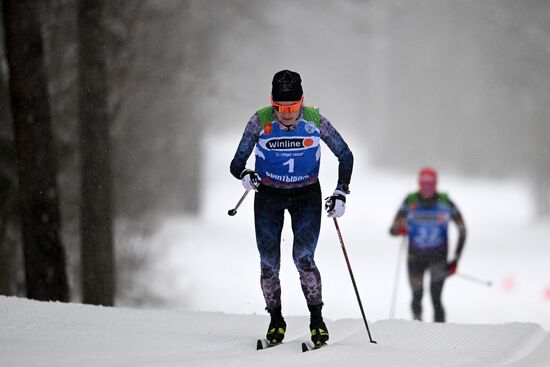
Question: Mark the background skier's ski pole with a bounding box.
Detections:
[333,218,377,344]
[389,237,407,319]
[227,190,250,216]
[456,272,492,287]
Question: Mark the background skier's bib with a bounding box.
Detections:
[407,203,452,250]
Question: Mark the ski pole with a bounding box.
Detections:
[333,218,377,344]
[227,189,250,216]
[455,272,492,287]
[389,237,407,319]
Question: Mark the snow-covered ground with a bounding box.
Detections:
[1,295,549,367]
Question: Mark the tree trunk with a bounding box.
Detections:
[78,0,115,306]
[0,20,20,296]
[0,175,20,296]
[2,0,69,301]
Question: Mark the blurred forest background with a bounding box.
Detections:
[0,0,548,307]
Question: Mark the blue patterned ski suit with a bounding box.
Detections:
[230,106,353,310]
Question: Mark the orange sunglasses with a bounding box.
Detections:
[271,95,304,114]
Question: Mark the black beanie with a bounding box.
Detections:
[271,70,303,102]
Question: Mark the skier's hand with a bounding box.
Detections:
[325,190,346,218]
[391,225,408,236]
[447,259,458,276]
[240,169,260,191]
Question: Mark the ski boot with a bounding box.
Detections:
[266,306,286,345]
[434,305,445,323]
[308,303,329,347]
[412,301,422,321]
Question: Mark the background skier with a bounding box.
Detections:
[230,70,353,346]
[389,167,467,322]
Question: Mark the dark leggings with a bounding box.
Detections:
[407,251,448,322]
[254,187,322,310]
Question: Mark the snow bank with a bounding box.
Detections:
[1,296,548,367]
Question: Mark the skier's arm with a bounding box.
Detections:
[319,114,353,190]
[230,114,261,179]
[449,199,467,261]
[389,198,409,236]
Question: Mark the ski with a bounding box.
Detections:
[258,339,327,352]
[256,339,282,350]
[301,341,327,352]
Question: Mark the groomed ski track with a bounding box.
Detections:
[0,296,548,367]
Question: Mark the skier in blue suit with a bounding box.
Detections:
[230,70,353,346]
[389,167,467,322]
